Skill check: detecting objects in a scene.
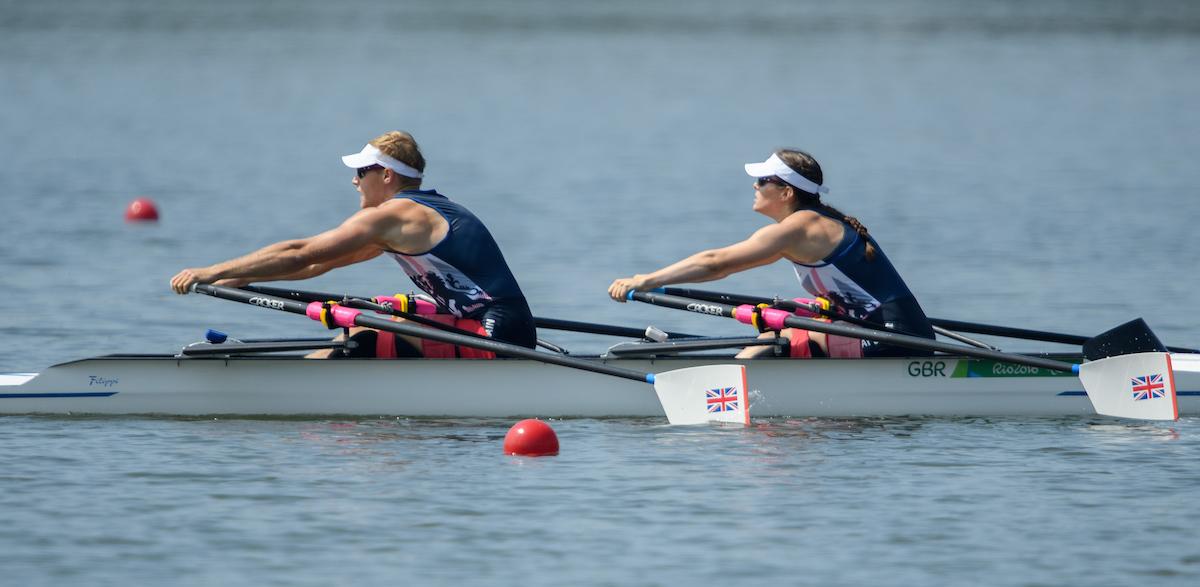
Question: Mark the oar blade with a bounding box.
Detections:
[652,365,749,426]
[1078,352,1179,421]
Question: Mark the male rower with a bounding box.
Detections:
[608,149,934,358]
[170,131,536,358]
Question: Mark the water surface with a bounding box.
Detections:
[1,1,1198,584]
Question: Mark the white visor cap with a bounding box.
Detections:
[744,153,828,195]
[341,144,423,179]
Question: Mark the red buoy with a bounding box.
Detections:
[503,419,559,456]
[125,197,160,222]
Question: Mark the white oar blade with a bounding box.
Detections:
[652,365,749,425]
[1078,352,1179,421]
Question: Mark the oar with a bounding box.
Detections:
[241,284,702,340]
[657,286,997,349]
[660,286,1199,353]
[928,318,1199,354]
[534,317,699,340]
[241,285,657,354]
[628,290,1196,421]
[193,284,748,426]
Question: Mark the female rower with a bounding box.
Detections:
[607,149,934,358]
[170,130,536,359]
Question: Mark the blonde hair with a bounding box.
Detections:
[370,131,426,181]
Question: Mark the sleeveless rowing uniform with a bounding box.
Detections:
[791,208,934,357]
[383,189,536,352]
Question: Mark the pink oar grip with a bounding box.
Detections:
[305,302,362,328]
[330,306,362,327]
[759,307,791,331]
[734,304,793,330]
[733,304,757,325]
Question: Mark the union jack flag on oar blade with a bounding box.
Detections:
[706,387,740,413]
[1131,374,1166,401]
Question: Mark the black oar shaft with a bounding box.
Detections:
[663,287,765,307]
[243,284,701,340]
[928,318,1086,345]
[180,341,349,356]
[533,317,698,339]
[929,318,1197,353]
[243,284,348,302]
[606,336,787,357]
[663,286,1198,353]
[243,285,497,343]
[631,291,1079,373]
[662,287,936,341]
[195,284,654,384]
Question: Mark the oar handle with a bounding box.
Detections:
[630,290,1080,374]
[195,284,658,384]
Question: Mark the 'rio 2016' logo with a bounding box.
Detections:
[249,297,286,310]
[686,302,725,316]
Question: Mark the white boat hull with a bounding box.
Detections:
[3,355,1198,418]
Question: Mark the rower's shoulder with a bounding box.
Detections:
[373,197,446,236]
[376,197,436,219]
[774,209,828,233]
[783,209,826,224]
[340,200,417,230]
[377,196,419,210]
[784,209,847,233]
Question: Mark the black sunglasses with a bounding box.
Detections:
[755,176,788,188]
[356,164,384,179]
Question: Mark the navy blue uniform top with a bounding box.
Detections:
[791,208,934,356]
[384,189,536,348]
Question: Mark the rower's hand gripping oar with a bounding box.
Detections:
[628,290,1197,421]
[193,284,749,426]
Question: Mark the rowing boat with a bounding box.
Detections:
[4,351,1198,417]
[5,284,1195,421]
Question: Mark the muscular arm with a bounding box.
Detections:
[213,247,383,287]
[607,222,801,301]
[171,208,396,293]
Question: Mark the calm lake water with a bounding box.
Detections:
[2,0,1199,584]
